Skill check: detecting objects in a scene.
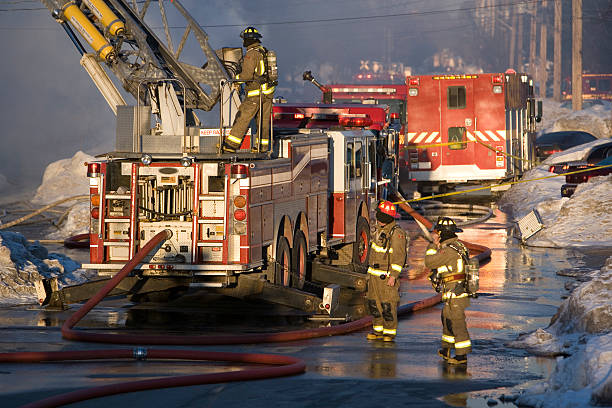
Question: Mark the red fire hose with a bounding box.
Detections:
[0,204,491,407]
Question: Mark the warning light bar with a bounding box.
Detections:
[331,87,397,94]
[433,75,479,80]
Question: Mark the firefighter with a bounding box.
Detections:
[222,27,276,153]
[424,216,472,365]
[366,200,408,342]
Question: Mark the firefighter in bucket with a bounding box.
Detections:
[424,217,472,364]
[222,27,276,153]
[366,200,408,342]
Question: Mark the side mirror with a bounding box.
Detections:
[536,100,543,123]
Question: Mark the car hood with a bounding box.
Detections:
[543,138,612,165]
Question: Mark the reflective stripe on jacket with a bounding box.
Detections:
[236,44,275,97]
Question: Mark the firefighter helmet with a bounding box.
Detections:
[432,216,463,233]
[240,26,262,40]
[377,200,398,218]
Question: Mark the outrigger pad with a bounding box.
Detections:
[34,277,58,307]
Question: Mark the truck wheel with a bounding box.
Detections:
[275,236,291,287]
[291,230,308,290]
[352,217,370,273]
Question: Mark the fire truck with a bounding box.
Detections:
[307,71,541,194]
[563,73,612,101]
[404,72,541,193]
[38,0,396,310]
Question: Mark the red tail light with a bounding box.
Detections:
[492,74,504,84]
[408,77,420,86]
[234,209,246,221]
[231,164,248,179]
[91,207,100,219]
[390,112,400,120]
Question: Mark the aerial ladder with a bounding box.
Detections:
[40,0,242,150]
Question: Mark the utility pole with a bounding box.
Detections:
[539,1,548,99]
[553,0,562,101]
[509,9,517,68]
[572,0,583,110]
[529,2,537,76]
[517,9,524,69]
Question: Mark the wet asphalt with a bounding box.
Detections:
[0,208,609,407]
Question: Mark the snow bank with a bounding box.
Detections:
[539,99,612,139]
[0,231,94,305]
[507,257,612,407]
[30,151,93,238]
[31,150,94,205]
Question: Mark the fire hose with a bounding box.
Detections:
[0,200,491,407]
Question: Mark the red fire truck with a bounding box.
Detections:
[563,73,612,101]
[308,71,541,194]
[403,72,541,193]
[39,0,397,310]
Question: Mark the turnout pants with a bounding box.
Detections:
[441,295,471,355]
[226,93,273,150]
[366,275,399,336]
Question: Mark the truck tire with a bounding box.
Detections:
[275,236,291,287]
[352,216,370,273]
[291,230,308,289]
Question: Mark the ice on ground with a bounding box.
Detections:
[47,202,90,239]
[31,150,94,205]
[0,231,94,305]
[507,257,612,407]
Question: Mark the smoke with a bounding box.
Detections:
[2,0,611,193]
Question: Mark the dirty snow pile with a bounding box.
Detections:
[32,150,94,239]
[506,256,612,407]
[538,98,612,139]
[0,231,95,305]
[500,107,612,248]
[500,100,612,407]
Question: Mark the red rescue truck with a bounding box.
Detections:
[403,72,541,193]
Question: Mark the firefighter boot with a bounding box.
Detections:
[447,354,467,365]
[437,348,451,360]
[382,335,395,342]
[366,331,383,340]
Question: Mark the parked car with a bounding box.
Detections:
[548,139,612,173]
[560,156,612,197]
[536,131,598,161]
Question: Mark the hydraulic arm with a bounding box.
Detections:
[40,0,233,112]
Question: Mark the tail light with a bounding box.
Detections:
[234,209,247,221]
[408,77,420,86]
[91,195,100,206]
[91,207,100,219]
[234,195,246,208]
[492,74,504,84]
[87,162,100,178]
[231,164,248,179]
